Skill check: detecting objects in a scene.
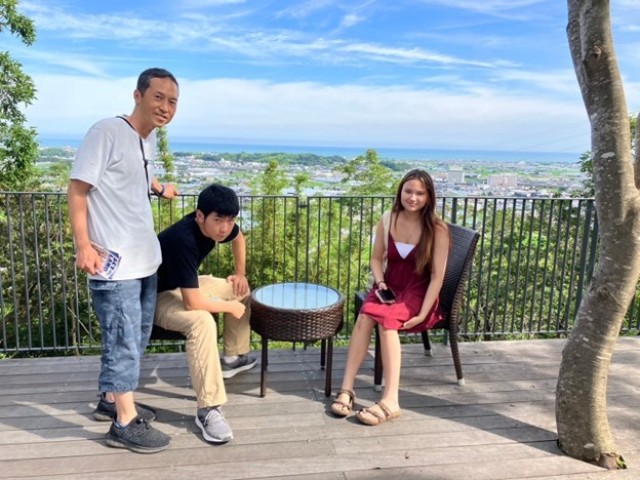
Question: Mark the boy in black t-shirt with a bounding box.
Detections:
[154,184,256,444]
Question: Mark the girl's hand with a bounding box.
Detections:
[400,316,424,330]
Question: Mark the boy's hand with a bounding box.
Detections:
[227,300,246,319]
[227,274,249,297]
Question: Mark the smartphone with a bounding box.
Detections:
[375,287,396,304]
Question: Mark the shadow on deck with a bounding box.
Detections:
[0,338,639,480]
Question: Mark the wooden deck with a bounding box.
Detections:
[1,337,639,480]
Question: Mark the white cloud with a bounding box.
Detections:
[340,43,498,68]
[617,0,640,9]
[19,3,505,69]
[276,0,337,19]
[26,74,589,152]
[494,69,580,95]
[340,13,365,29]
[419,0,546,17]
[12,47,111,77]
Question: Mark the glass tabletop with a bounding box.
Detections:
[252,282,342,310]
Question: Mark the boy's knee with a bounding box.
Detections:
[188,310,218,338]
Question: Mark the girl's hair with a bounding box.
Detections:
[392,169,444,275]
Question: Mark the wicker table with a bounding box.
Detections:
[250,282,344,397]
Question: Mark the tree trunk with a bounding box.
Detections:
[557,0,640,469]
[635,112,640,188]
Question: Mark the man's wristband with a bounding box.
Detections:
[154,184,165,197]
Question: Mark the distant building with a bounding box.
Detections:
[447,167,465,184]
[487,173,517,187]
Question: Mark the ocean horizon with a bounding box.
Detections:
[38,136,582,164]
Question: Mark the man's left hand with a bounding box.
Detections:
[160,183,179,199]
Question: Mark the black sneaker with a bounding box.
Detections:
[93,393,156,422]
[106,416,171,454]
[221,354,257,379]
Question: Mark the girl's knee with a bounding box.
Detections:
[354,314,374,332]
[378,324,399,337]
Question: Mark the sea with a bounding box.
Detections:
[38,137,582,164]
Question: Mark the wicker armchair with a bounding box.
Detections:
[150,323,186,341]
[150,315,220,341]
[354,222,480,388]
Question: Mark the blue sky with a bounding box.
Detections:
[7,0,640,154]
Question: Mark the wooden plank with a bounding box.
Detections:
[0,441,577,479]
[0,338,638,480]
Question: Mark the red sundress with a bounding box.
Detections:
[360,232,443,333]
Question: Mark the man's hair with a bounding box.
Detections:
[136,68,179,95]
[197,184,240,218]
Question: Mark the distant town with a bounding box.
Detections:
[37,146,589,198]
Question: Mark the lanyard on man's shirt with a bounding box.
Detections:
[117,116,151,201]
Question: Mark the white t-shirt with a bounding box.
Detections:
[70,117,162,280]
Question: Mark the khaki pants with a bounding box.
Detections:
[154,275,251,408]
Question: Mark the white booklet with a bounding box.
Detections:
[91,242,122,280]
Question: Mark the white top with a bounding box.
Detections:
[70,117,161,280]
[395,242,415,259]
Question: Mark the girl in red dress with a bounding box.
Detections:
[331,169,450,425]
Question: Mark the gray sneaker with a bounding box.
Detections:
[221,354,257,379]
[196,406,233,444]
[106,416,170,454]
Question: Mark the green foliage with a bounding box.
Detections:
[293,173,310,196]
[576,150,593,197]
[460,197,599,339]
[0,1,39,190]
[251,159,288,195]
[0,121,39,188]
[182,151,345,168]
[8,188,640,354]
[574,113,637,198]
[38,147,73,158]
[37,159,71,191]
[245,161,296,287]
[156,126,175,183]
[334,149,395,195]
[0,1,35,43]
[0,192,91,353]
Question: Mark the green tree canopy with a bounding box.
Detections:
[156,126,175,183]
[575,113,637,197]
[0,0,39,190]
[252,159,288,195]
[335,148,395,195]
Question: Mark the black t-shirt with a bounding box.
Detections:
[157,212,240,293]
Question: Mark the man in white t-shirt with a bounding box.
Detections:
[68,68,179,454]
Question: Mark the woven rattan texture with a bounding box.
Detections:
[250,298,344,341]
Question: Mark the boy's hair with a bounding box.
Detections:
[136,68,179,95]
[197,184,240,218]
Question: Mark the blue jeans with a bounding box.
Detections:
[89,274,157,393]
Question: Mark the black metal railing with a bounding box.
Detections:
[1,192,637,354]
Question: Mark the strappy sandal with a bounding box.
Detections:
[355,401,401,426]
[330,389,355,417]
